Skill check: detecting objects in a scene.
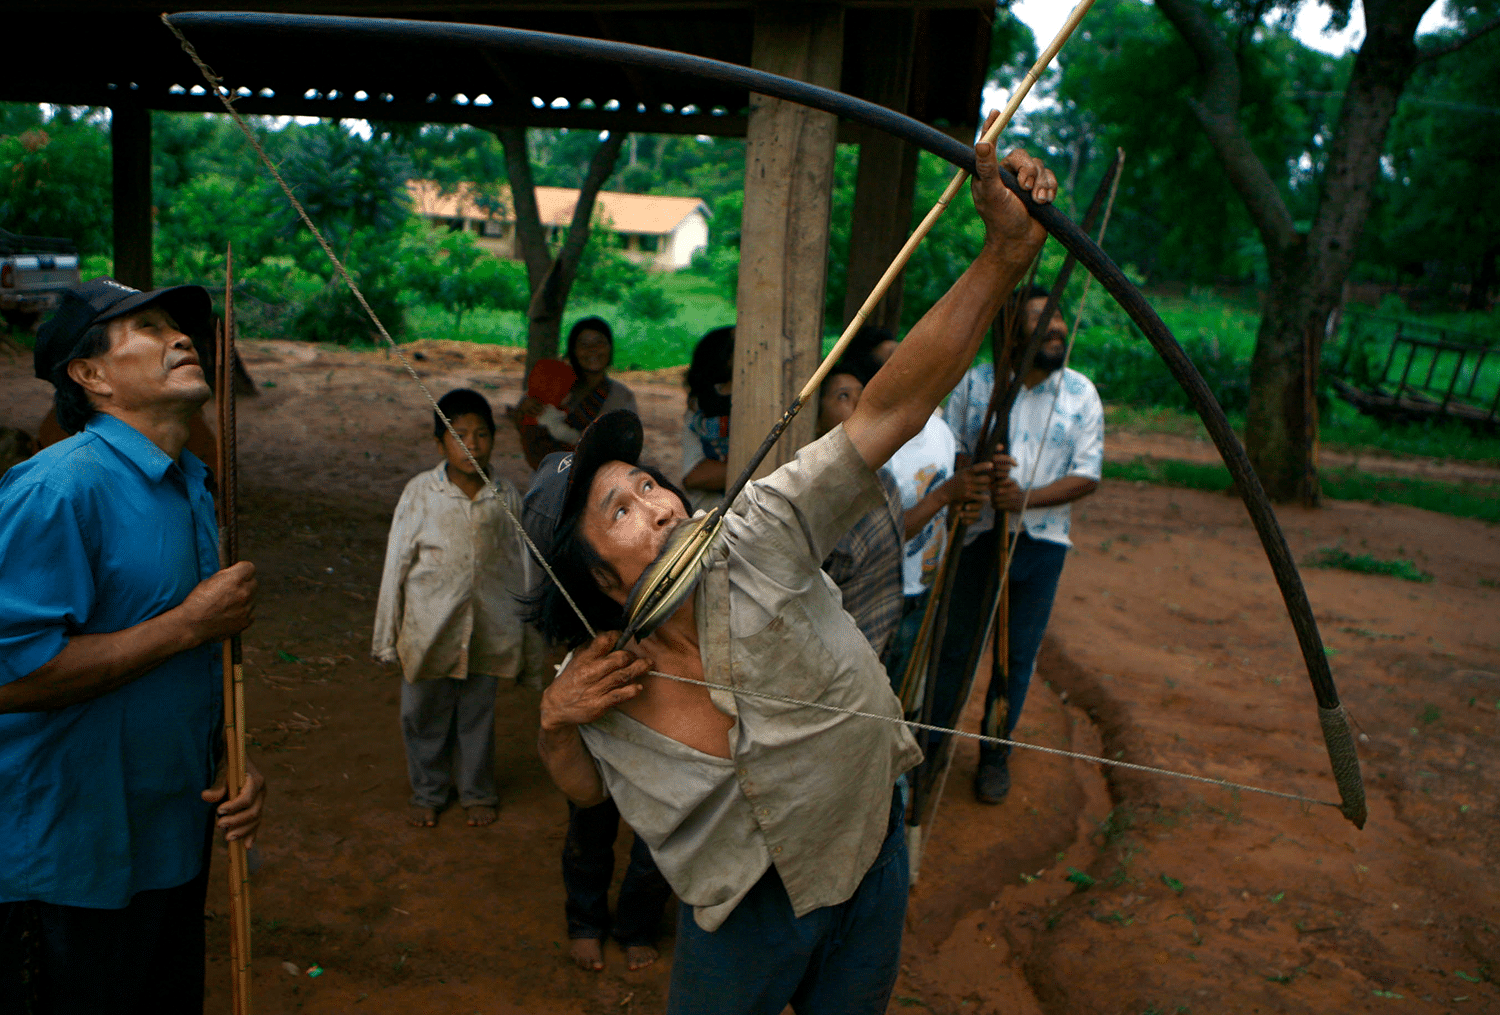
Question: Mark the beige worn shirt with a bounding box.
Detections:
[577,426,923,931]
[373,462,535,682]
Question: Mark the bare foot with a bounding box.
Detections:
[568,937,604,972]
[408,806,438,828]
[465,804,498,827]
[624,944,658,971]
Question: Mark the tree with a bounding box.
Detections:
[1040,0,1344,285]
[1364,15,1500,308]
[403,227,529,332]
[0,105,112,254]
[273,120,414,344]
[1151,0,1500,501]
[493,126,627,377]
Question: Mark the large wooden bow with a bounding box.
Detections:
[165,9,1367,830]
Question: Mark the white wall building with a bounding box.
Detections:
[407,180,711,271]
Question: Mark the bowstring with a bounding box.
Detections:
[165,21,1335,813]
[162,15,601,642]
[645,667,1339,809]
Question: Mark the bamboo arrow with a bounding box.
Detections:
[615,0,1098,649]
[216,245,253,1015]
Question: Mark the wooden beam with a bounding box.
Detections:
[842,7,917,332]
[110,101,152,290]
[728,4,843,483]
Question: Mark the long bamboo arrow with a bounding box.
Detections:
[217,245,253,1015]
[615,0,1098,649]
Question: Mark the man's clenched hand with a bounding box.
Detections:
[969,110,1057,258]
[177,561,257,648]
[540,632,651,732]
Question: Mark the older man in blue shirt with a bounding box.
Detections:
[0,278,264,1014]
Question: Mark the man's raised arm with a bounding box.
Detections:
[844,120,1055,470]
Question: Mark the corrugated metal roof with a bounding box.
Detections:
[0,6,990,139]
[409,180,710,235]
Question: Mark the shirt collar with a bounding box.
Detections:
[428,460,494,500]
[1020,369,1062,398]
[85,414,178,483]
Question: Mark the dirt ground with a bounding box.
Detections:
[1,337,1497,1014]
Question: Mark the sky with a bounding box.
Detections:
[1012,0,1456,57]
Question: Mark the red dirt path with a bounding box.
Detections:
[1,338,1496,1014]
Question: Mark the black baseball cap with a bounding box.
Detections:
[521,410,644,556]
[33,277,211,382]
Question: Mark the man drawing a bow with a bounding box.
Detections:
[524,129,1056,1014]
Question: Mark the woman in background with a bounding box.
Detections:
[512,317,637,470]
[680,325,733,511]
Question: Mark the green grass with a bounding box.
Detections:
[1142,289,1263,358]
[1103,456,1500,523]
[1305,547,1434,583]
[1320,400,1500,464]
[1104,457,1235,492]
[401,270,736,372]
[1104,401,1500,466]
[1320,466,1499,521]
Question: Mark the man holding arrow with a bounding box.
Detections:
[936,284,1104,804]
[0,279,265,1014]
[525,136,1055,1013]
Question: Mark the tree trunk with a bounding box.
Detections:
[492,127,627,379]
[1156,0,1431,501]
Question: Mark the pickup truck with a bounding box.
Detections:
[1,228,81,330]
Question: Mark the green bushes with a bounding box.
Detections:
[1073,328,1253,415]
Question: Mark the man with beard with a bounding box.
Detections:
[932,284,1104,804]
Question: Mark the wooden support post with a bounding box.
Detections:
[110,102,152,290]
[728,4,844,482]
[842,9,918,333]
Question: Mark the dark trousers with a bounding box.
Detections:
[929,529,1068,762]
[0,840,211,1015]
[665,790,907,1015]
[400,674,499,809]
[563,798,673,947]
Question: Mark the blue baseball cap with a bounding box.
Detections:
[34,277,210,382]
[521,410,644,557]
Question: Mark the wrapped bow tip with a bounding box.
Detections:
[615,510,726,650]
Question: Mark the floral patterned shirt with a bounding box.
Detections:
[942,364,1104,548]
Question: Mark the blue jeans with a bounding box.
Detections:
[928,529,1068,762]
[563,799,673,947]
[666,791,907,1015]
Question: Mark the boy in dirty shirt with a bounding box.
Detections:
[373,388,534,828]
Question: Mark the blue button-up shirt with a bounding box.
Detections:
[0,414,221,909]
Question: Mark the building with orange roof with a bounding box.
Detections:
[407,180,711,271]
